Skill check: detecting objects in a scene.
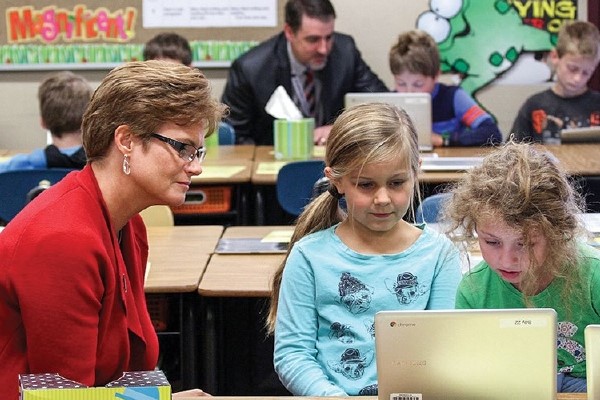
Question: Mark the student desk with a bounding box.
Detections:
[251,145,326,224]
[252,143,600,183]
[423,143,600,183]
[0,149,23,162]
[145,225,224,390]
[184,145,255,225]
[175,395,586,400]
[198,225,293,394]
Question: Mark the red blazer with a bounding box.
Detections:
[0,165,158,400]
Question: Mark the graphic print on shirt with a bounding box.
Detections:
[364,319,375,338]
[557,321,585,373]
[531,109,599,138]
[327,348,374,380]
[329,322,356,344]
[337,272,373,314]
[359,383,378,396]
[385,272,427,305]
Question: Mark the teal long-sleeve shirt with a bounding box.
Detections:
[274,224,462,396]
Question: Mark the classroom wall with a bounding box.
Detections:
[0,0,587,150]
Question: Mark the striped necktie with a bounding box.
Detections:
[304,68,315,117]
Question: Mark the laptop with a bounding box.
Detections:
[375,308,557,400]
[560,126,600,143]
[344,92,433,152]
[214,238,288,254]
[420,156,484,171]
[586,324,600,400]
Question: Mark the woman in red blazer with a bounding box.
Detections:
[0,60,226,399]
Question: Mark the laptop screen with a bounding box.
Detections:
[374,308,557,400]
[344,92,432,152]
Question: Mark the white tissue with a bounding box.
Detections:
[265,86,303,120]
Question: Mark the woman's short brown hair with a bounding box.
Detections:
[82,60,226,162]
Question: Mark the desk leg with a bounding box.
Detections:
[239,184,249,226]
[200,297,218,394]
[181,292,199,389]
[255,186,264,225]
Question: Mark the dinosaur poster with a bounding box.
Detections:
[416,0,578,97]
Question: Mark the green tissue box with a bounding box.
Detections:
[273,118,314,161]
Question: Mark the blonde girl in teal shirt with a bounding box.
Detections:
[267,103,462,396]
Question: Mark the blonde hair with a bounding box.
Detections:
[444,141,585,302]
[555,20,600,61]
[82,60,226,162]
[266,102,421,333]
[389,29,440,77]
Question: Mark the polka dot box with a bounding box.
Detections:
[19,370,170,399]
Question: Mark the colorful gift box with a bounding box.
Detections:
[19,370,171,399]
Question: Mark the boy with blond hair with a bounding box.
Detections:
[511,20,600,143]
[389,29,502,147]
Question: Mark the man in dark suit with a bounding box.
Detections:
[221,0,388,145]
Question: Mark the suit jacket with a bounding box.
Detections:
[222,32,388,145]
[0,165,158,400]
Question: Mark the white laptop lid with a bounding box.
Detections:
[375,308,557,400]
[344,92,432,152]
[585,324,600,400]
[560,126,600,143]
[419,156,484,171]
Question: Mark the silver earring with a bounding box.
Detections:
[122,154,130,175]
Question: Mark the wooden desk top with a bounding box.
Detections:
[419,143,600,182]
[192,160,253,184]
[205,144,255,161]
[176,394,585,400]
[191,145,255,184]
[0,149,25,162]
[198,225,293,297]
[252,145,326,185]
[252,144,600,185]
[544,143,600,176]
[144,225,223,293]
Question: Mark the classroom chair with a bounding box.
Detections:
[415,192,452,224]
[218,122,236,145]
[140,205,175,227]
[276,160,325,217]
[0,168,74,224]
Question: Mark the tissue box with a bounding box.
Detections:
[19,370,171,399]
[273,118,314,161]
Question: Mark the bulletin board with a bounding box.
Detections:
[0,0,285,65]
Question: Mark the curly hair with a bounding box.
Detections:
[444,141,586,303]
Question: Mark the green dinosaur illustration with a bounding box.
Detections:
[417,0,559,97]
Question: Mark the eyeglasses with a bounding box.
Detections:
[150,133,206,163]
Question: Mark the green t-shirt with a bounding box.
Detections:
[456,244,600,378]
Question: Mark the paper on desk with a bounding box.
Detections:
[255,161,287,175]
[262,229,294,243]
[265,85,303,120]
[193,165,246,179]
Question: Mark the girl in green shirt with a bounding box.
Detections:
[444,141,600,393]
